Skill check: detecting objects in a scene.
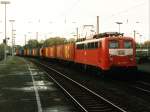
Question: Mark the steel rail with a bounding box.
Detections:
[33,60,127,112]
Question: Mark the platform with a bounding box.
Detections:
[0,56,75,112]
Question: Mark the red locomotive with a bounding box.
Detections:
[18,32,137,72]
[75,32,137,71]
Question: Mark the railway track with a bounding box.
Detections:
[32,59,126,112]
[133,81,150,93]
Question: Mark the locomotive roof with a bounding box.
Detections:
[76,36,133,45]
[76,32,124,44]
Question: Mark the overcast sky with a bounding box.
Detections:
[0,0,149,45]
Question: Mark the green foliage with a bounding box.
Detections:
[23,36,76,48]
[0,43,5,48]
[0,43,12,58]
[15,45,22,49]
[43,37,67,47]
[136,41,150,49]
[0,43,4,59]
[43,37,76,47]
[0,43,5,53]
[24,39,39,48]
[143,41,150,48]
[136,43,141,48]
[0,43,11,54]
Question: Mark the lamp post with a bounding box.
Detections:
[115,22,123,33]
[72,21,79,41]
[133,21,140,41]
[133,30,136,41]
[1,1,10,63]
[36,19,41,44]
[147,1,150,56]
[149,0,150,41]
[24,34,27,47]
[9,20,15,56]
[12,32,16,54]
[97,16,99,34]
[76,27,79,40]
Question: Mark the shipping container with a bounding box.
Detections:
[56,45,64,59]
[32,48,36,56]
[40,47,47,57]
[26,49,29,56]
[16,49,19,56]
[32,48,39,57]
[19,49,24,56]
[24,49,27,56]
[45,47,49,57]
[29,48,32,56]
[39,48,43,57]
[47,46,56,58]
[63,43,75,61]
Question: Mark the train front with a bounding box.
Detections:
[106,37,137,71]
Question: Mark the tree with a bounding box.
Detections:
[143,41,150,48]
[24,39,39,48]
[0,43,13,56]
[0,43,4,53]
[43,37,67,47]
[136,43,141,48]
[15,45,22,49]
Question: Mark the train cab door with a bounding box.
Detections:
[98,41,102,65]
[84,43,87,63]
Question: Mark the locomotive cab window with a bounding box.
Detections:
[87,43,94,49]
[109,41,119,49]
[124,41,132,48]
[77,44,84,49]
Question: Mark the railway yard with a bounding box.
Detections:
[0,1,149,112]
[0,56,149,112]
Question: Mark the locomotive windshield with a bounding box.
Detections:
[124,41,132,48]
[109,41,119,49]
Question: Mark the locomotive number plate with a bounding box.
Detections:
[118,50,125,55]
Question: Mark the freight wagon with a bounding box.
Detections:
[17,32,137,72]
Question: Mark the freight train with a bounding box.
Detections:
[16,32,137,72]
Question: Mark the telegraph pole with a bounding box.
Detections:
[133,21,140,43]
[36,32,38,42]
[76,27,78,40]
[147,0,150,56]
[1,1,10,63]
[9,20,15,56]
[133,30,136,41]
[149,0,150,49]
[115,22,123,33]
[97,16,99,34]
[24,34,27,47]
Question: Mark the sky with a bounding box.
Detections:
[0,0,149,46]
